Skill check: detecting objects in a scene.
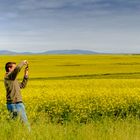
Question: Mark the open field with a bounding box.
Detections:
[0,54,140,80]
[0,54,140,139]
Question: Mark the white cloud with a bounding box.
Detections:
[0,0,140,52]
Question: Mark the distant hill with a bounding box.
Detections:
[0,50,40,55]
[44,50,98,54]
[0,50,98,55]
[0,50,19,55]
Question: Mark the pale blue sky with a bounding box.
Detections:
[0,0,140,53]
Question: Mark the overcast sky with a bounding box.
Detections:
[0,0,140,53]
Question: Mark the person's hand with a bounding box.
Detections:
[23,60,28,66]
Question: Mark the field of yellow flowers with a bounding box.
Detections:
[0,54,140,139]
[0,54,139,124]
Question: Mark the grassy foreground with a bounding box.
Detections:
[0,54,140,139]
[0,118,140,140]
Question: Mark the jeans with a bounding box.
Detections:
[7,103,28,123]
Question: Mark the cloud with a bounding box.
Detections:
[0,0,140,52]
[1,0,140,21]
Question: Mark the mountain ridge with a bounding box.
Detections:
[0,50,98,55]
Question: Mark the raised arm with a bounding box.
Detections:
[6,60,28,80]
[19,66,29,88]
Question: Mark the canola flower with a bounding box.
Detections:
[0,79,139,123]
[0,55,140,123]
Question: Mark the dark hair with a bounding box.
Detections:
[5,62,16,72]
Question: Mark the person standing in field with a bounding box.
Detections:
[4,60,30,127]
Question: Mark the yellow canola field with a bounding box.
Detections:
[0,55,140,122]
[22,79,140,123]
